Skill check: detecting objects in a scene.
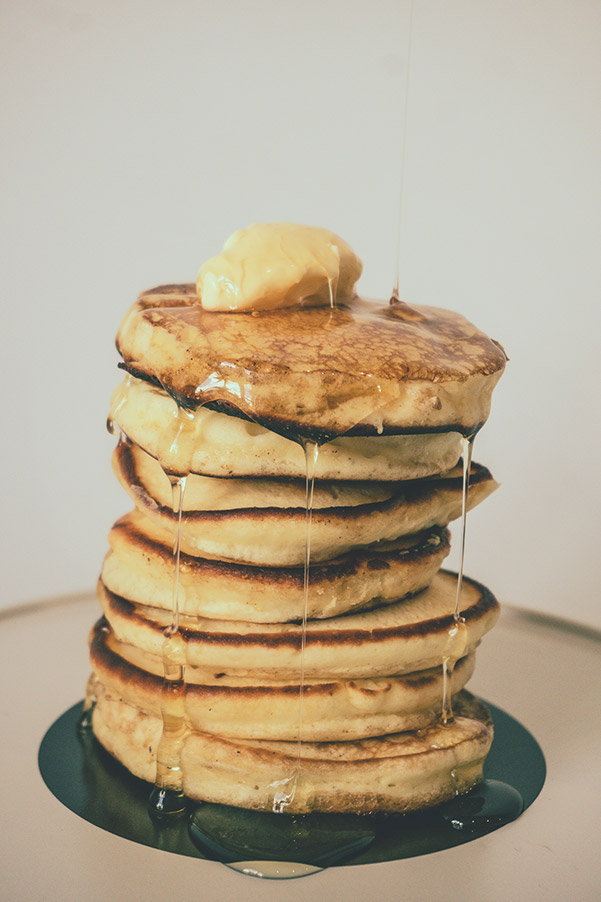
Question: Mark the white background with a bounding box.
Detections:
[2,0,600,627]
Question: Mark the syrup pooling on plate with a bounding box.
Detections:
[437,779,523,832]
[48,700,541,872]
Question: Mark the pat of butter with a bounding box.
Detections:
[197,222,362,312]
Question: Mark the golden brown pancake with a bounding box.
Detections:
[116,439,401,510]
[116,285,506,440]
[111,439,497,566]
[97,570,500,679]
[89,619,476,741]
[110,374,466,480]
[91,683,493,814]
[102,511,451,622]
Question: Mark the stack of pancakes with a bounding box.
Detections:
[88,284,506,814]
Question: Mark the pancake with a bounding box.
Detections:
[112,439,497,566]
[110,374,465,480]
[91,683,493,814]
[102,512,451,622]
[97,570,500,679]
[115,437,401,510]
[116,285,506,440]
[89,620,476,740]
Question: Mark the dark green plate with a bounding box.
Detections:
[39,701,545,870]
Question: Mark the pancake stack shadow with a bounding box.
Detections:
[88,372,501,815]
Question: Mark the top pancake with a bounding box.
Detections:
[116,284,507,440]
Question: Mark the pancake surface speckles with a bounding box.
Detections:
[116,284,506,439]
[102,511,451,622]
[97,569,500,679]
[110,374,466,479]
[111,439,497,566]
[89,620,477,741]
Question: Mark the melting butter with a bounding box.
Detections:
[196,223,362,312]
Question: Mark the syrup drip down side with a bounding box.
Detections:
[148,474,189,818]
[269,440,320,814]
[114,284,506,446]
[442,435,474,725]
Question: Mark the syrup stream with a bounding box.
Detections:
[441,435,474,724]
[454,436,475,620]
[77,673,97,732]
[271,440,319,813]
[391,0,414,303]
[149,475,188,817]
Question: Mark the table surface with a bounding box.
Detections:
[2,592,600,902]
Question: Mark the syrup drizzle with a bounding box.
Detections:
[441,435,474,724]
[148,474,189,818]
[157,402,196,475]
[391,0,414,303]
[146,390,196,816]
[454,435,475,620]
[106,374,132,436]
[386,0,477,733]
[77,673,97,732]
[271,439,320,813]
